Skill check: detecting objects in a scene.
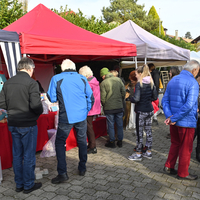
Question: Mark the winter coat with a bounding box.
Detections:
[47,70,94,124]
[0,71,43,127]
[100,73,125,114]
[130,76,157,113]
[162,70,199,128]
[87,76,101,116]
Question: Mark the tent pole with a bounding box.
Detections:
[135,57,138,69]
[144,57,147,64]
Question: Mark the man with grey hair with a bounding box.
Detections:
[0,57,43,193]
[47,59,94,183]
[162,60,200,180]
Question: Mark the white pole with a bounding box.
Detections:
[134,57,138,69]
[159,8,161,35]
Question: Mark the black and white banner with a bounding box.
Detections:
[0,41,21,78]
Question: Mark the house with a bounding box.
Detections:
[191,36,200,44]
[165,29,193,43]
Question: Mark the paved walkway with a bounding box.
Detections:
[1,114,200,200]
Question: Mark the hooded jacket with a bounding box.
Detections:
[87,76,101,116]
[162,70,199,128]
[130,76,157,113]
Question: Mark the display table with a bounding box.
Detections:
[65,116,108,151]
[0,122,13,170]
[36,112,56,151]
[0,115,107,170]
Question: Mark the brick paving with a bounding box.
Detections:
[1,114,200,200]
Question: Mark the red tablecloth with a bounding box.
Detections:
[0,115,107,170]
[36,112,56,151]
[0,122,13,170]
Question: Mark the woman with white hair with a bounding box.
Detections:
[79,65,101,154]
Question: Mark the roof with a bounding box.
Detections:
[102,20,190,65]
[191,35,200,44]
[167,34,193,43]
[3,4,137,63]
[0,30,20,42]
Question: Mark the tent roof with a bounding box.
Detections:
[3,4,136,63]
[102,20,190,63]
[0,30,19,43]
[190,51,200,63]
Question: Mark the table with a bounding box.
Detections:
[65,116,108,151]
[0,112,56,170]
[36,112,56,151]
[0,115,107,170]
[0,122,13,170]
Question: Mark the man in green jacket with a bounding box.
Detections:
[100,67,126,148]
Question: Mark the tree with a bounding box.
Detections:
[151,30,196,51]
[101,0,159,32]
[148,6,165,36]
[52,5,118,35]
[0,0,25,29]
[185,31,192,39]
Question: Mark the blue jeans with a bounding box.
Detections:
[55,119,87,175]
[106,112,124,142]
[8,125,37,190]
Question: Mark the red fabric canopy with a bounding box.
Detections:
[4,4,136,63]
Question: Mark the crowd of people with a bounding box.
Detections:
[0,57,200,194]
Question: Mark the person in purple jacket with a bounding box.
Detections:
[79,66,101,154]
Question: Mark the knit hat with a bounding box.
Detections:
[100,68,109,77]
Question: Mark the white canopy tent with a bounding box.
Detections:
[102,20,190,69]
[190,51,200,63]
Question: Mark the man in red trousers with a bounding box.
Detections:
[162,60,200,180]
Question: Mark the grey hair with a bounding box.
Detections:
[17,57,35,71]
[110,70,118,77]
[79,65,93,78]
[183,60,200,71]
[61,59,76,71]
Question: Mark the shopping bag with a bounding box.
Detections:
[40,133,56,158]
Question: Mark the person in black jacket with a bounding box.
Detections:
[128,64,157,161]
[0,57,43,194]
[148,63,160,125]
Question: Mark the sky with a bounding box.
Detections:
[28,0,200,39]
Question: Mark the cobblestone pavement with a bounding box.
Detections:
[1,114,200,200]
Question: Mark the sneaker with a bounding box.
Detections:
[163,166,177,175]
[51,173,69,184]
[177,174,198,180]
[105,141,116,148]
[142,151,152,159]
[117,140,122,148]
[23,183,42,194]
[128,153,142,161]
[87,147,97,154]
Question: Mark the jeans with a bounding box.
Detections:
[106,112,124,142]
[8,125,38,190]
[55,119,87,175]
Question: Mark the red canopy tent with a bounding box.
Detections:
[4,4,137,63]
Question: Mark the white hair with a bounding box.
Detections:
[61,59,76,71]
[79,65,93,78]
[183,60,200,71]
